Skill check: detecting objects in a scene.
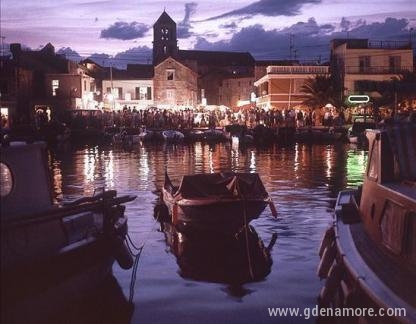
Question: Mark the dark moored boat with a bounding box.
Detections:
[162,130,185,143]
[347,115,377,145]
[317,123,416,323]
[1,141,136,323]
[295,126,344,144]
[162,172,277,233]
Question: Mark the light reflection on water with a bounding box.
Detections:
[48,141,367,324]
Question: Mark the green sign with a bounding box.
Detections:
[348,95,370,103]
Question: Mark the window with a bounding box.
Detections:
[52,80,59,96]
[389,56,401,73]
[147,87,152,100]
[136,87,152,100]
[107,87,122,99]
[84,80,87,91]
[161,27,169,40]
[167,69,175,81]
[359,56,371,73]
[380,201,407,254]
[166,89,175,102]
[114,87,122,99]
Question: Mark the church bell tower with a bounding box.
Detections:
[153,11,178,65]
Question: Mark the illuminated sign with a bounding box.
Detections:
[348,95,370,103]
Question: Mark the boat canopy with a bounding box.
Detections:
[167,173,269,199]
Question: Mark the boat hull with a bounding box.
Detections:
[162,190,269,233]
[317,190,416,323]
[1,236,115,324]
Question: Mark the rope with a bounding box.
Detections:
[237,178,254,281]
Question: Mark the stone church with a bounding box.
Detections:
[152,11,257,109]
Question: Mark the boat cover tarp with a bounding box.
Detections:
[167,173,269,200]
[385,123,416,181]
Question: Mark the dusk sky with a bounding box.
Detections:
[1,0,415,68]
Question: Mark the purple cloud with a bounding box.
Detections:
[100,21,150,40]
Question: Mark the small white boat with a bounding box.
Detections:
[138,127,154,142]
[112,128,141,145]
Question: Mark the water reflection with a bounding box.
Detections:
[44,141,368,323]
[158,216,277,297]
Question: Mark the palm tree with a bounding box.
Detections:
[372,71,416,111]
[297,74,341,109]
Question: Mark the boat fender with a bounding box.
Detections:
[340,280,352,306]
[318,262,344,307]
[172,204,178,225]
[317,241,337,279]
[112,236,134,270]
[343,278,361,308]
[318,226,335,258]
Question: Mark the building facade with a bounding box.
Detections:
[330,39,414,97]
[254,65,330,110]
[153,57,198,108]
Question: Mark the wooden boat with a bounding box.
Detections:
[1,141,136,323]
[183,129,204,142]
[162,172,277,233]
[317,122,416,323]
[112,127,141,145]
[295,126,344,143]
[202,128,228,143]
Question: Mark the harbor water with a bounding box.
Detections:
[48,140,367,323]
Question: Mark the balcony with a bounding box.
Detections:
[266,66,329,75]
[345,66,413,74]
[368,40,412,50]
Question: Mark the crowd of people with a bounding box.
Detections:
[3,104,413,145]
[62,105,352,132]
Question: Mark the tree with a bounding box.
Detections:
[297,74,342,110]
[371,71,416,110]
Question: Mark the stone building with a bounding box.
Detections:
[152,11,256,109]
[153,57,198,108]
